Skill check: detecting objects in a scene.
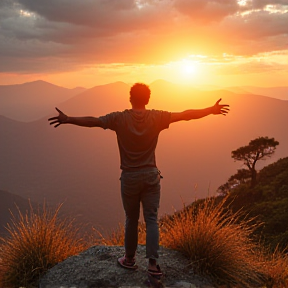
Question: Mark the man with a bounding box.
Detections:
[48,83,229,277]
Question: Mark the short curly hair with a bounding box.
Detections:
[129,83,151,106]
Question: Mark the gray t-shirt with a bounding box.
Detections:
[99,109,171,170]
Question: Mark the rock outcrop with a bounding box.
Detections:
[40,245,216,288]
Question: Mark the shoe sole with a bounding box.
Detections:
[117,258,138,270]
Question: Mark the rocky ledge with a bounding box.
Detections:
[39,245,216,288]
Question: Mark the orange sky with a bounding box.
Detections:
[0,0,287,89]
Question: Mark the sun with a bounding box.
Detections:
[159,58,203,85]
[176,59,198,81]
[180,60,197,75]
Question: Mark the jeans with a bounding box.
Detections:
[120,167,161,259]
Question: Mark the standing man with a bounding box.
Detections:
[48,83,229,277]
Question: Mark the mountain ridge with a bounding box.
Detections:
[0,80,87,122]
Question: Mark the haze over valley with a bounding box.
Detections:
[1,80,287,235]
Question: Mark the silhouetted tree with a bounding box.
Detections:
[217,182,231,197]
[231,137,279,187]
[216,169,251,196]
[229,169,251,184]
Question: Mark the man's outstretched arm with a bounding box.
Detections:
[170,99,229,123]
[48,108,102,128]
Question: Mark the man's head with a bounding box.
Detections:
[130,83,151,107]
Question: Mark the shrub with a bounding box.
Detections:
[0,203,86,288]
[261,246,288,288]
[95,222,146,246]
[160,197,266,287]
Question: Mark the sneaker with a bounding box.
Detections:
[147,264,163,278]
[118,255,138,270]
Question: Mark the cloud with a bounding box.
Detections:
[173,0,240,23]
[0,0,288,74]
[16,0,173,38]
[248,0,288,9]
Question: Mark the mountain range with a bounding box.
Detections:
[194,85,288,101]
[0,80,287,234]
[0,80,86,122]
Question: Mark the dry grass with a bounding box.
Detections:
[97,197,288,287]
[0,203,86,288]
[94,222,146,246]
[261,246,288,288]
[1,198,287,288]
[160,198,266,287]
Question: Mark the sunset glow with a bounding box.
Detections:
[0,0,287,88]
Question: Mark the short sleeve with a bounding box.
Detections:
[98,112,122,131]
[154,110,171,131]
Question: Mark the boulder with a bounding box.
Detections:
[39,245,215,288]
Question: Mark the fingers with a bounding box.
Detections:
[49,121,60,128]
[216,98,222,105]
[49,120,59,125]
[55,107,63,114]
[48,116,58,121]
[219,104,230,110]
[220,107,230,115]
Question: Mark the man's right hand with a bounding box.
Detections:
[48,107,68,128]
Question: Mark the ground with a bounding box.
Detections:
[39,245,216,288]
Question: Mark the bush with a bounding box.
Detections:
[160,197,266,287]
[261,246,288,288]
[94,222,146,246]
[0,203,86,288]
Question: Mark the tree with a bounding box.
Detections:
[216,169,251,196]
[231,137,279,187]
[229,169,251,184]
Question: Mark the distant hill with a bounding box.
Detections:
[0,80,86,122]
[0,81,287,233]
[225,86,288,101]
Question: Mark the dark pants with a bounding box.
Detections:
[120,167,161,259]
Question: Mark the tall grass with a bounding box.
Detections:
[94,222,146,246]
[98,197,288,287]
[261,246,288,288]
[0,203,86,288]
[1,198,287,288]
[160,198,266,287]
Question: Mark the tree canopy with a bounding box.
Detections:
[231,136,279,187]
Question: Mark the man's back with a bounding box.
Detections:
[99,109,171,170]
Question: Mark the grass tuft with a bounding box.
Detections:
[1,198,287,288]
[0,202,86,288]
[160,198,266,287]
[261,246,288,288]
[94,222,146,246]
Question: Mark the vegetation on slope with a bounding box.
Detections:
[0,157,287,287]
[222,157,288,251]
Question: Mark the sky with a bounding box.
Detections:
[0,0,288,88]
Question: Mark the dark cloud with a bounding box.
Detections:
[173,0,240,23]
[0,0,287,73]
[226,11,288,39]
[18,0,136,26]
[17,0,171,37]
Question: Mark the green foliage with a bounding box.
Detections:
[232,137,279,164]
[0,203,86,288]
[225,157,288,251]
